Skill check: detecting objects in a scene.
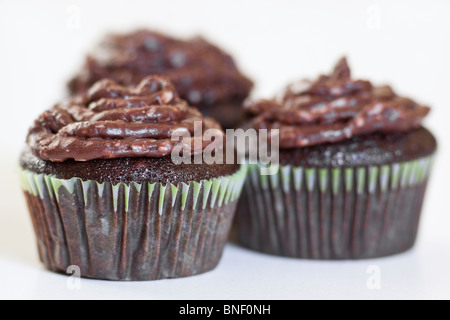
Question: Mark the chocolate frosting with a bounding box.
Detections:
[245,58,430,148]
[68,30,253,108]
[28,76,223,162]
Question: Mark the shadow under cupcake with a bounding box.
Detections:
[234,57,437,259]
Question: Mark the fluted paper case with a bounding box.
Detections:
[20,167,246,280]
[234,157,434,259]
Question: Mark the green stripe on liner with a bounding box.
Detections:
[148,182,156,203]
[380,165,390,191]
[400,162,410,188]
[64,179,77,195]
[293,167,303,191]
[181,182,190,211]
[96,181,105,198]
[19,170,29,193]
[18,166,245,214]
[158,185,166,215]
[391,163,401,190]
[210,178,221,208]
[237,157,433,197]
[27,172,38,196]
[20,171,32,194]
[417,158,426,182]
[345,168,353,192]
[171,184,178,207]
[416,159,426,182]
[306,168,315,191]
[202,180,213,209]
[192,181,201,210]
[82,180,90,206]
[233,166,247,201]
[368,167,378,193]
[33,174,45,199]
[50,176,63,201]
[21,172,30,194]
[124,184,130,212]
[133,182,142,193]
[357,168,366,194]
[112,183,120,212]
[332,169,340,195]
[319,169,328,192]
[409,160,418,186]
[44,174,54,200]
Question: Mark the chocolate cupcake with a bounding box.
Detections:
[20,76,246,280]
[68,30,253,129]
[234,58,436,259]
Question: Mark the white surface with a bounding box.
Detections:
[0,0,450,300]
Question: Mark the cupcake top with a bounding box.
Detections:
[245,57,430,149]
[27,75,223,162]
[68,29,253,108]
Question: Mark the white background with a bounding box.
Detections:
[0,0,449,300]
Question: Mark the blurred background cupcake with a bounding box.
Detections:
[20,75,246,280]
[68,29,253,129]
[234,57,437,259]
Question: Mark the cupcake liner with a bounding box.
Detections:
[234,156,434,259]
[20,166,246,280]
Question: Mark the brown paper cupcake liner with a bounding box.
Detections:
[234,156,434,259]
[20,167,246,280]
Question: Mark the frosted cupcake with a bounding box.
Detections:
[20,76,246,280]
[68,29,253,129]
[234,58,436,259]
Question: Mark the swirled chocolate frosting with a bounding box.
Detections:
[68,30,253,108]
[245,57,430,148]
[28,76,223,162]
